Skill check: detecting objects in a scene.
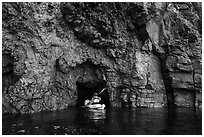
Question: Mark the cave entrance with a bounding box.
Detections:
[75,60,110,107]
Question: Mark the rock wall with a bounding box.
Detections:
[145,2,202,108]
[2,2,202,113]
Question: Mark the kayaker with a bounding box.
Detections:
[90,92,101,104]
[84,100,90,106]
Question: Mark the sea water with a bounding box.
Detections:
[2,107,202,135]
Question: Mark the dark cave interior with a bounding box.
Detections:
[75,60,111,107]
[76,80,110,107]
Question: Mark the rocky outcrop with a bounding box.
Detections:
[145,2,202,108]
[2,2,202,113]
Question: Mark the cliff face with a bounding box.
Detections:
[2,2,202,113]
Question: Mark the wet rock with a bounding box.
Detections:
[120,92,128,107]
[137,89,165,108]
[194,74,202,88]
[171,73,194,89]
[174,91,195,107]
[176,64,193,72]
[195,92,202,109]
[129,93,137,108]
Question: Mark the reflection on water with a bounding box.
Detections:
[2,107,202,135]
[84,109,106,120]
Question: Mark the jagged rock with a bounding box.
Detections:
[2,2,202,113]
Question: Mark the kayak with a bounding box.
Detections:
[85,104,106,109]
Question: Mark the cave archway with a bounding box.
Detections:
[75,60,110,107]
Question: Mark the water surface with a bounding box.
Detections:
[2,107,202,135]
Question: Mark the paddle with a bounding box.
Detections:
[98,87,107,95]
[84,88,107,106]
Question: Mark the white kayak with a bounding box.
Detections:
[85,104,106,110]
